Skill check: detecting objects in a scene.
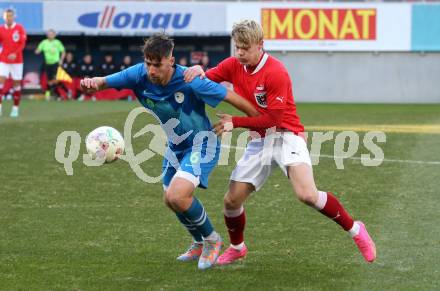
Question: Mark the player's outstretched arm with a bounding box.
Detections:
[213,108,285,136]
[213,90,260,136]
[80,77,108,94]
[224,90,259,117]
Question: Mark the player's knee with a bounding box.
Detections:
[164,191,179,209]
[164,191,189,212]
[163,192,172,209]
[295,187,318,206]
[223,192,243,210]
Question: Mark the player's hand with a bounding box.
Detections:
[7,53,16,60]
[183,65,205,83]
[213,113,234,136]
[80,77,100,94]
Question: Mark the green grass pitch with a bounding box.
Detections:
[0,100,439,290]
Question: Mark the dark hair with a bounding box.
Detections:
[4,8,15,15]
[142,33,174,62]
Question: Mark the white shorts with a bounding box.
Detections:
[0,62,23,80]
[230,132,312,191]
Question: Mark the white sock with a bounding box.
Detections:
[348,221,360,237]
[314,191,327,210]
[224,206,244,218]
[12,105,18,111]
[204,231,219,241]
[0,104,2,112]
[231,242,245,250]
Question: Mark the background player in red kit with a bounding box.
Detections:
[0,9,27,117]
[185,20,376,265]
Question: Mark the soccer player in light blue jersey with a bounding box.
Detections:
[80,33,259,270]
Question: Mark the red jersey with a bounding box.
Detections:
[206,53,304,134]
[0,23,27,64]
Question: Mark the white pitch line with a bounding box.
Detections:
[220,145,440,166]
[315,154,440,165]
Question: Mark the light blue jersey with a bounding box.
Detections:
[106,63,226,151]
[105,63,227,188]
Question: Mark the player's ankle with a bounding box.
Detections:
[204,231,219,241]
[231,242,245,250]
[348,221,361,237]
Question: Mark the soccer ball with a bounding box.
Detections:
[85,126,125,163]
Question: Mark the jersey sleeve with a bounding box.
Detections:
[205,57,235,83]
[105,64,141,89]
[265,70,290,110]
[37,40,45,52]
[57,40,65,52]
[17,25,27,52]
[189,77,227,108]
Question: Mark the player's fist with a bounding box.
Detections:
[213,113,234,136]
[80,77,101,94]
[183,65,205,83]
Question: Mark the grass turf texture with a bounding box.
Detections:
[0,100,439,290]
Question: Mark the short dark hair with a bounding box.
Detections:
[142,33,174,62]
[4,8,15,15]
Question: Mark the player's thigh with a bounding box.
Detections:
[163,152,202,212]
[166,177,196,211]
[0,63,10,80]
[162,145,216,198]
[180,140,220,189]
[12,79,21,88]
[10,64,23,81]
[162,156,177,191]
[224,180,254,209]
[162,151,196,211]
[230,139,273,192]
[277,132,312,172]
[277,132,317,204]
[287,163,318,205]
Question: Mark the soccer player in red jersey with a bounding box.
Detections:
[0,9,27,117]
[185,20,376,265]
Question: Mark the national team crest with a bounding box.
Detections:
[254,91,267,108]
[12,31,20,42]
[174,92,184,103]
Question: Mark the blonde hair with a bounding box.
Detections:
[231,20,264,47]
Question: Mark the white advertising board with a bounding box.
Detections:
[44,1,227,35]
